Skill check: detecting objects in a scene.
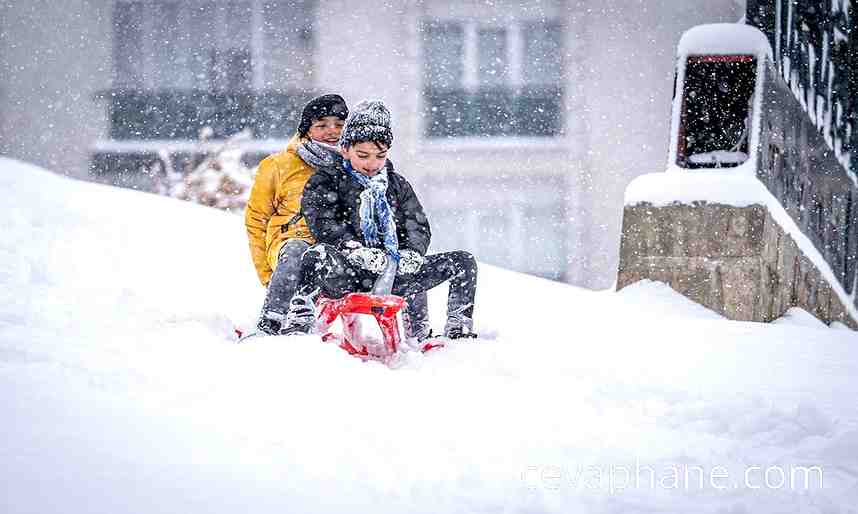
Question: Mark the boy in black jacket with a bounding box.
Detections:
[283,100,478,340]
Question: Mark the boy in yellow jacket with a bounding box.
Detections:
[245,94,348,335]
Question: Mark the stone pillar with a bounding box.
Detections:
[618,201,858,329]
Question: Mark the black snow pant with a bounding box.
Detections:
[296,244,477,334]
[261,240,431,339]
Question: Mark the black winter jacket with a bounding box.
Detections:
[301,160,431,255]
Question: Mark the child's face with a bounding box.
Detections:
[342,142,389,177]
[307,116,345,145]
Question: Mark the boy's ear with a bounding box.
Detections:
[339,147,348,158]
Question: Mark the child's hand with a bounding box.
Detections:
[346,246,388,274]
[397,250,424,275]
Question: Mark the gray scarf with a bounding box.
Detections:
[297,140,340,169]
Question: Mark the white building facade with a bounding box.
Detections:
[0,0,742,287]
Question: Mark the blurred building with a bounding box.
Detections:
[0,0,742,287]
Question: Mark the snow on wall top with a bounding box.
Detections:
[678,23,773,59]
[625,168,766,207]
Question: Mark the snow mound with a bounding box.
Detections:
[615,279,725,321]
[2,157,858,514]
[773,307,829,329]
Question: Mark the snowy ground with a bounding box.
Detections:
[2,156,858,514]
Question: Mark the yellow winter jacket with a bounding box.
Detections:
[245,135,316,286]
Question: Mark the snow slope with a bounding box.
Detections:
[2,157,858,514]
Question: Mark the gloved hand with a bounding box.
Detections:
[345,242,388,274]
[397,249,425,275]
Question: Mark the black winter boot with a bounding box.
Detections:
[402,292,431,342]
[280,292,317,335]
[444,325,478,340]
[257,311,285,336]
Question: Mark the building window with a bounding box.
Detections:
[422,19,564,138]
[113,0,314,91]
[109,0,315,139]
[185,1,254,91]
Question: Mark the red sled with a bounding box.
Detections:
[316,292,443,361]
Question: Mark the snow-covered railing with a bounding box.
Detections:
[747,0,856,179]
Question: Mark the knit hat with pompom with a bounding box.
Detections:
[338,99,393,149]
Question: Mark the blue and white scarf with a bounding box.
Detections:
[343,159,400,262]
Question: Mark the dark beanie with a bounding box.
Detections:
[338,99,393,149]
[297,94,349,137]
